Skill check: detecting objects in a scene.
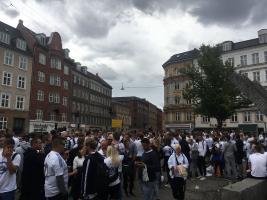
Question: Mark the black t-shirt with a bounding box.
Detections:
[141,149,159,182]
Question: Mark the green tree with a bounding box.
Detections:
[182,45,249,129]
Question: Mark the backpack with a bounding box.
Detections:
[90,154,109,194]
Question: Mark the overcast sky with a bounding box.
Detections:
[1,0,266,108]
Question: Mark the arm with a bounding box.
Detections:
[6,157,19,174]
[4,151,21,174]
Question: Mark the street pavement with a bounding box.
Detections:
[124,176,230,200]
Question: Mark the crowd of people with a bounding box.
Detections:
[0,128,267,200]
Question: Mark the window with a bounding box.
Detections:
[186,99,191,105]
[243,72,248,78]
[0,93,10,108]
[175,96,180,104]
[54,94,60,103]
[17,76,26,89]
[63,97,68,106]
[202,116,210,123]
[186,112,192,121]
[2,72,12,86]
[0,32,10,44]
[240,55,247,66]
[63,81,68,90]
[16,39,26,51]
[175,112,180,121]
[16,96,24,110]
[49,93,53,102]
[227,57,234,66]
[48,93,60,103]
[64,65,69,75]
[39,53,46,65]
[265,51,267,62]
[252,53,259,64]
[62,113,67,122]
[49,75,61,86]
[18,56,28,70]
[37,90,44,101]
[256,111,264,121]
[0,116,8,130]
[244,111,251,122]
[253,71,260,82]
[38,71,45,82]
[175,82,180,90]
[231,113,237,122]
[50,57,61,69]
[49,112,56,121]
[36,110,43,120]
[222,42,232,51]
[4,51,13,65]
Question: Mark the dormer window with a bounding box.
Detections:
[36,34,46,46]
[16,39,26,51]
[0,31,10,44]
[258,29,267,44]
[222,41,232,51]
[64,49,70,59]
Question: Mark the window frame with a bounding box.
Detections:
[15,95,25,110]
[2,71,12,86]
[17,75,26,89]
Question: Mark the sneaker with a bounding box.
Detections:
[200,177,206,181]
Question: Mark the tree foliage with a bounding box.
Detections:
[182,45,250,128]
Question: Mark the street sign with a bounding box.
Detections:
[112,119,122,128]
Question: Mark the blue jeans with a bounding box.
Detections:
[0,190,15,200]
[142,181,156,200]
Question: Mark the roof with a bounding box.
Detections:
[87,71,112,89]
[113,96,147,103]
[162,49,199,68]
[0,21,32,56]
[232,38,260,51]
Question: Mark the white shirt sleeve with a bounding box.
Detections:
[12,153,21,168]
[168,154,175,169]
[73,157,78,171]
[53,157,64,176]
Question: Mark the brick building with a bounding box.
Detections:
[113,96,162,130]
[0,21,33,133]
[111,99,131,129]
[157,108,163,131]
[71,64,112,130]
[17,20,71,132]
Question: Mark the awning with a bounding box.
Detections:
[238,124,258,133]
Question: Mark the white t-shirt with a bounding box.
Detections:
[73,156,85,171]
[0,152,21,193]
[134,139,144,157]
[44,151,68,197]
[13,137,20,149]
[249,152,267,178]
[104,156,123,187]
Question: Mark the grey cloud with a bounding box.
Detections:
[4,8,19,18]
[88,64,119,81]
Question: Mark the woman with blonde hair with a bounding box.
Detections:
[104,145,123,200]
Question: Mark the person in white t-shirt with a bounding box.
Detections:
[134,133,144,160]
[0,137,21,200]
[248,144,267,179]
[44,136,68,200]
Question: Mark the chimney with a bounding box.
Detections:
[19,19,23,25]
